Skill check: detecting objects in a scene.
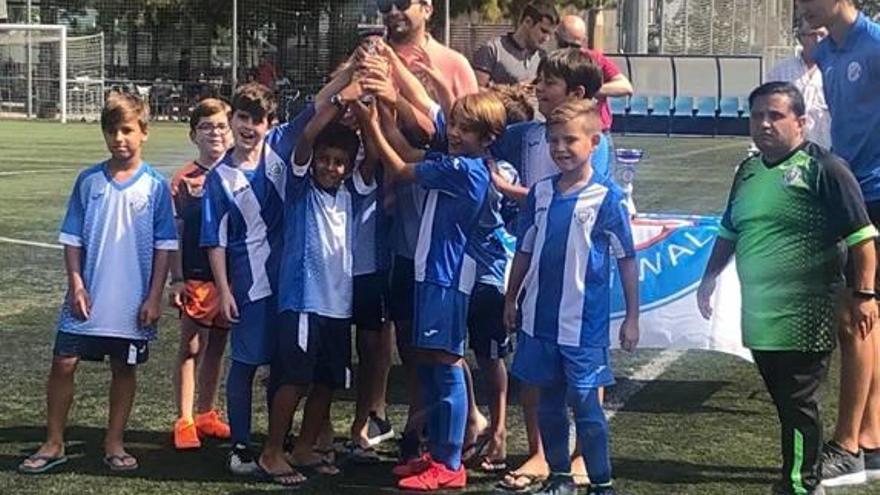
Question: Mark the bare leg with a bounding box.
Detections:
[195,327,228,414]
[501,383,549,488]
[834,301,876,453]
[291,385,338,474]
[859,327,880,449]
[175,316,202,420]
[104,359,137,467]
[260,384,306,474]
[463,361,490,452]
[476,356,507,464]
[21,356,79,468]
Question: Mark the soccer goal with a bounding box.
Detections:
[0,24,106,123]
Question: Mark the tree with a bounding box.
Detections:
[451,0,615,22]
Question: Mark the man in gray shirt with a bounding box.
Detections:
[472,1,559,87]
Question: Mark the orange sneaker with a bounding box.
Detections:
[173,418,201,450]
[398,460,466,491]
[195,410,231,439]
[392,453,432,477]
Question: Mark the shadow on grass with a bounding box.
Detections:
[615,456,778,485]
[612,378,760,416]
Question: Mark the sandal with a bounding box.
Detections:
[103,453,139,472]
[461,433,492,465]
[344,441,381,464]
[255,461,307,487]
[478,456,508,473]
[496,471,547,492]
[18,453,68,474]
[292,456,340,476]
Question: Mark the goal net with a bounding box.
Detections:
[0,24,105,122]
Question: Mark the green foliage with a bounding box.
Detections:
[451,0,614,22]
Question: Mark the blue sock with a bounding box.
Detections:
[226,360,257,447]
[570,387,611,484]
[428,364,466,470]
[538,384,571,474]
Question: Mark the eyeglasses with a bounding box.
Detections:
[196,123,230,134]
[377,0,423,14]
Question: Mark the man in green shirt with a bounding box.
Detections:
[698,81,878,495]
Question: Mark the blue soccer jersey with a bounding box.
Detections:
[468,159,520,288]
[57,162,178,340]
[414,152,490,294]
[278,154,377,319]
[200,108,313,305]
[815,13,880,201]
[516,174,634,347]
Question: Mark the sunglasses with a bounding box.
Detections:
[378,0,423,14]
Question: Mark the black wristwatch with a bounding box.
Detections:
[330,93,345,110]
[853,289,877,301]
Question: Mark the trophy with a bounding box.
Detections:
[614,148,644,216]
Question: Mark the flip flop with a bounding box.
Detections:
[292,457,341,476]
[103,453,139,472]
[461,432,492,465]
[344,442,381,464]
[18,454,68,474]
[478,456,508,473]
[255,461,307,488]
[496,471,547,493]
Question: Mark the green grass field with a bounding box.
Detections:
[1,120,878,494]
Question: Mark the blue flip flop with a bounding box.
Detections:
[18,454,68,474]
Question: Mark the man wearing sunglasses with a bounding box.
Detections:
[555,15,632,134]
[378,0,478,99]
[766,19,831,149]
[472,1,559,87]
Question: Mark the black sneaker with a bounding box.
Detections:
[865,448,880,481]
[227,443,257,476]
[820,441,866,487]
[587,483,618,495]
[366,412,395,447]
[534,474,577,495]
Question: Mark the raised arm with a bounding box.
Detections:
[357,99,418,183]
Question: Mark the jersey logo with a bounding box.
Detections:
[782,166,807,189]
[267,162,284,178]
[423,329,440,337]
[575,207,596,226]
[847,61,862,82]
[129,195,149,212]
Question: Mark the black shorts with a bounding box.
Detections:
[467,283,511,359]
[271,311,352,390]
[53,332,149,365]
[845,200,880,287]
[388,256,415,322]
[353,271,389,330]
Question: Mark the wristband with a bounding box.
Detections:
[853,289,876,301]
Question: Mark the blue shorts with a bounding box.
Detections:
[467,282,511,359]
[271,311,352,390]
[412,282,469,357]
[230,297,276,365]
[53,332,149,365]
[511,331,614,390]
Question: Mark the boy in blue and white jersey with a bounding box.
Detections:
[505,99,639,495]
[19,93,177,475]
[363,91,505,491]
[257,75,377,485]
[200,82,314,476]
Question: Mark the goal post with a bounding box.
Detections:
[0,24,67,122]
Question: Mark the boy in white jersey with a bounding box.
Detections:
[257,73,377,486]
[19,93,177,474]
[201,83,315,476]
[504,99,639,495]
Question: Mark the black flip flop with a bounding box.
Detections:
[462,433,492,465]
[103,453,139,472]
[496,472,547,493]
[18,454,68,474]
[292,457,341,476]
[255,461,307,488]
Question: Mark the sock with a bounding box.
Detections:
[428,364,467,470]
[226,360,258,447]
[571,387,611,485]
[538,384,571,474]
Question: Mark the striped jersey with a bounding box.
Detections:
[58,162,178,340]
[516,173,634,347]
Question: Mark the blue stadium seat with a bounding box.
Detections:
[610,96,627,116]
[651,96,673,116]
[673,96,695,116]
[628,95,650,116]
[695,96,717,116]
[740,97,750,117]
[719,97,741,118]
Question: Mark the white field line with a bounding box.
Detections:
[0,168,77,176]
[0,236,62,250]
[606,348,686,420]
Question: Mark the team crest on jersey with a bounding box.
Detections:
[575,207,596,225]
[129,195,149,212]
[782,166,806,189]
[848,61,862,82]
[267,161,284,178]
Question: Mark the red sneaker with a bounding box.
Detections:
[173,418,201,450]
[392,453,432,477]
[195,410,231,439]
[398,460,467,491]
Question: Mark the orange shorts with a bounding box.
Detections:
[182,280,230,330]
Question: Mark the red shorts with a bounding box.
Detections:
[182,280,230,330]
